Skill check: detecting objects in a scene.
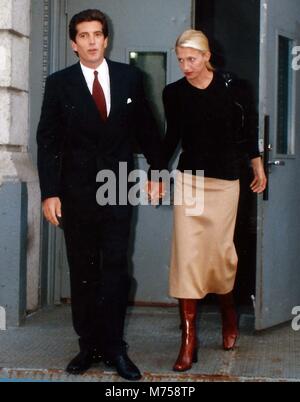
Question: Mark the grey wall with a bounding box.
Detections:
[0,183,27,327]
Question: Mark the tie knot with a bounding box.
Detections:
[94,71,98,78]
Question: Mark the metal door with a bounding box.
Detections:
[56,0,193,303]
[256,0,300,329]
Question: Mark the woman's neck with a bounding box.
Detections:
[188,69,214,89]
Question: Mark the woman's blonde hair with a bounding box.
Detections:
[175,29,215,71]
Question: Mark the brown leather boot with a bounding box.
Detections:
[173,299,198,372]
[219,292,239,350]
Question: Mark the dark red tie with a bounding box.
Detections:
[92,71,107,121]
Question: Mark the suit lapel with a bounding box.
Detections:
[65,62,105,128]
[64,60,127,127]
[107,60,126,121]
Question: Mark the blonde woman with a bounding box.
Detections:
[163,30,267,372]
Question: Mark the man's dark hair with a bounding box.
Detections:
[69,9,109,42]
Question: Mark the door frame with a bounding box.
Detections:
[38,0,68,306]
[256,0,300,330]
[42,0,270,310]
[255,0,268,330]
[40,0,195,306]
[41,0,268,311]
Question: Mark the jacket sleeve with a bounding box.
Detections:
[231,78,261,160]
[130,68,167,176]
[36,75,64,201]
[162,85,181,166]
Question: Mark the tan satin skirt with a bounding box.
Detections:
[169,172,240,299]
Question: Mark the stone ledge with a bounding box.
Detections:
[0,150,38,186]
[0,0,30,37]
[0,31,29,90]
[0,88,29,146]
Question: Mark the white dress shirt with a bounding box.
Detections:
[80,59,111,116]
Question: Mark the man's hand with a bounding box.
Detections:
[146,181,166,205]
[42,197,62,227]
[250,157,267,194]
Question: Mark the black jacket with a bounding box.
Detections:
[37,60,166,208]
[162,72,260,180]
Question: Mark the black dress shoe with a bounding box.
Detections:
[66,349,102,375]
[104,352,142,381]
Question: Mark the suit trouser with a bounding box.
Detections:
[62,197,132,358]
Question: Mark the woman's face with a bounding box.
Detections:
[176,47,211,81]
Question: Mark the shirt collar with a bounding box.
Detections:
[80,58,109,77]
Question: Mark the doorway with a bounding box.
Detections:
[44,0,260,308]
[38,0,300,330]
[195,0,261,306]
[51,0,194,305]
[196,0,300,328]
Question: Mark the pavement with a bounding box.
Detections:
[0,305,299,382]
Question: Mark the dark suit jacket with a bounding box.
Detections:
[37,60,165,216]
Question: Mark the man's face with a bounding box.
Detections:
[71,20,108,68]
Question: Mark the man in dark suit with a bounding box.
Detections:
[37,9,165,381]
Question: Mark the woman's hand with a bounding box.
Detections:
[146,181,166,205]
[250,157,267,194]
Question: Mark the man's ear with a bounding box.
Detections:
[104,37,109,50]
[71,40,78,53]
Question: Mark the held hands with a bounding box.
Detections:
[41,168,266,221]
[250,157,267,194]
[42,197,62,227]
[43,184,166,223]
[146,181,166,205]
